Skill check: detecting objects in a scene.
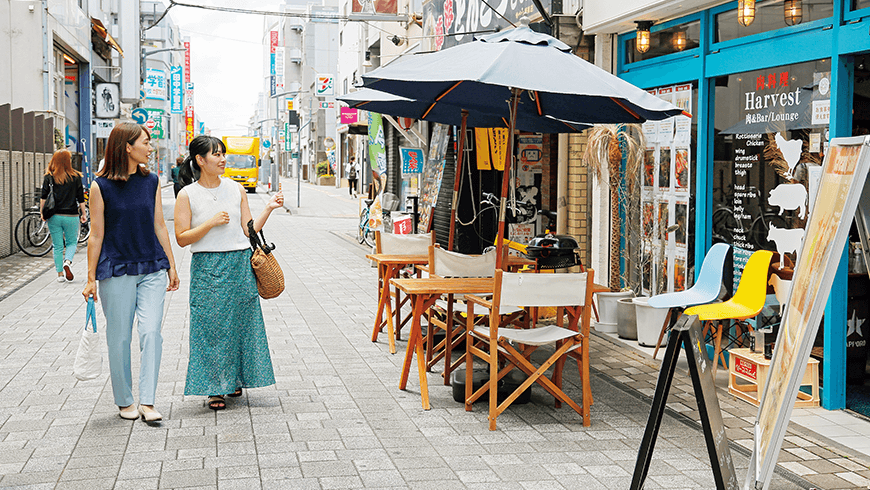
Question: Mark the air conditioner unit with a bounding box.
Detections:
[289,48,302,64]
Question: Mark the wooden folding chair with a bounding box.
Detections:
[371,231,434,352]
[464,269,595,430]
[425,246,524,385]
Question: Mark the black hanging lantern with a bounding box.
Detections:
[784,0,802,26]
[635,21,653,54]
[738,0,756,27]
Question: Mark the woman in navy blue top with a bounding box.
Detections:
[82,122,179,422]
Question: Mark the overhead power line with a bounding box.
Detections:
[168,0,402,22]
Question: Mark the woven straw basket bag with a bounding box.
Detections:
[247,220,285,299]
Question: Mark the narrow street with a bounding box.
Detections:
[0,182,854,489]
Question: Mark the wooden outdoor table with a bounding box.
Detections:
[390,277,495,410]
[366,254,429,354]
[415,254,536,274]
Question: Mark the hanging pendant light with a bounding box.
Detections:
[635,21,653,54]
[784,0,802,26]
[672,30,687,51]
[738,0,756,27]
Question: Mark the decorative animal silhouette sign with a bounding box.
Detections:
[768,183,808,219]
[774,132,803,180]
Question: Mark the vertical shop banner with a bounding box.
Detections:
[475,129,492,170]
[143,68,166,100]
[419,123,450,232]
[269,31,277,96]
[275,48,284,92]
[184,82,194,145]
[751,136,870,489]
[170,66,183,114]
[400,147,423,173]
[183,42,191,83]
[368,112,386,230]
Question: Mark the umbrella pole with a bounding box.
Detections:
[448,110,468,251]
[496,89,520,270]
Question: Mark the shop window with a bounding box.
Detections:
[712,59,830,293]
[854,0,870,11]
[716,0,833,44]
[625,21,700,64]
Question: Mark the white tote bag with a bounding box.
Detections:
[73,298,102,381]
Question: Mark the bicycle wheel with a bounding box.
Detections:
[78,208,90,244]
[358,208,369,245]
[15,213,53,257]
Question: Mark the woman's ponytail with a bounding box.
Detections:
[177,154,198,188]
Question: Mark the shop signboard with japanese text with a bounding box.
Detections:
[144,108,164,139]
[143,68,166,100]
[170,66,183,114]
[423,0,551,51]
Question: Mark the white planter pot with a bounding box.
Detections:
[633,297,670,347]
[595,290,634,334]
[616,297,638,340]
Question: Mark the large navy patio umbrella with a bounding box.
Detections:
[362,22,686,266]
[338,88,589,249]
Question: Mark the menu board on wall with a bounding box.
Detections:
[641,84,693,295]
[750,136,870,489]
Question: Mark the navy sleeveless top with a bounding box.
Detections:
[95,172,170,280]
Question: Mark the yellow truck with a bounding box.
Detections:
[221,136,260,192]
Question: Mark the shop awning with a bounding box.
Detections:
[91,18,124,57]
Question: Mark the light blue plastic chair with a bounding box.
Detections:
[647,243,731,359]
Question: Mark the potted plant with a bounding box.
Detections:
[582,124,646,292]
[316,161,334,186]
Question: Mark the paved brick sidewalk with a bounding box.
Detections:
[0,181,853,489]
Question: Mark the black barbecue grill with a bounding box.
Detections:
[523,234,584,270]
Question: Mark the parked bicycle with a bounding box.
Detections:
[358,198,376,247]
[14,188,90,257]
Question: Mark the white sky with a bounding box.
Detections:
[161,1,282,137]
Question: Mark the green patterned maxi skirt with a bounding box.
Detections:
[184,249,275,396]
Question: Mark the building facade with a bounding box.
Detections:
[584,0,870,412]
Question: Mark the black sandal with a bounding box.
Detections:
[208,396,226,410]
[228,388,243,398]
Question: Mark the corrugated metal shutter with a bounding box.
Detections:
[385,123,399,196]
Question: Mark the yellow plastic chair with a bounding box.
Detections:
[684,250,773,377]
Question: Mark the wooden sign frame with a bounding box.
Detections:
[749,135,870,490]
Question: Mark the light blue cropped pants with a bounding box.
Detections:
[98,270,167,407]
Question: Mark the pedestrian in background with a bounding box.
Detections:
[347,155,358,198]
[171,155,184,198]
[82,122,180,422]
[41,149,87,283]
[174,135,282,411]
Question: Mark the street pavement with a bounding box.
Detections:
[0,180,861,489]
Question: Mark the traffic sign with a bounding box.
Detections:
[263,140,271,148]
[145,119,156,130]
[132,108,149,124]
